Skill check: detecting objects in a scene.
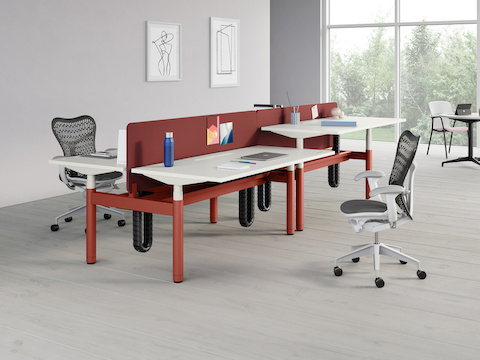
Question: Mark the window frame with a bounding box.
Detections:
[321,0,478,143]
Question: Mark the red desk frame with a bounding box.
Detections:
[82,102,373,282]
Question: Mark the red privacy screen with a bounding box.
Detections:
[126,103,337,193]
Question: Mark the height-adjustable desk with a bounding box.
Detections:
[49,104,403,283]
[262,116,405,199]
[132,145,333,282]
[48,156,126,264]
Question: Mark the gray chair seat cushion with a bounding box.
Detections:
[67,171,123,185]
[341,199,387,215]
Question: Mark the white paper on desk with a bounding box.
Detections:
[117,129,126,165]
[311,104,319,119]
[217,163,250,170]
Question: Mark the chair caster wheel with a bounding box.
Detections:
[118,219,126,227]
[417,270,427,279]
[334,266,343,276]
[400,260,407,264]
[51,224,59,231]
[65,217,72,222]
[375,277,385,288]
[104,214,112,220]
[352,257,360,263]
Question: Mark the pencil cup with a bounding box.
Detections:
[290,112,300,125]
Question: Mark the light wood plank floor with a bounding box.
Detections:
[1,140,479,359]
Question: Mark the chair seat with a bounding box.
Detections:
[340,199,387,215]
[67,171,123,184]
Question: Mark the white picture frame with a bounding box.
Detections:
[210,17,239,88]
[146,21,182,82]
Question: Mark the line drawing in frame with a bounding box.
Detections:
[210,17,239,88]
[146,21,181,82]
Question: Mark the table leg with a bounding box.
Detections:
[86,175,96,264]
[442,122,480,166]
[210,197,218,223]
[295,139,304,231]
[287,165,295,235]
[173,185,184,283]
[366,129,373,199]
[296,164,304,231]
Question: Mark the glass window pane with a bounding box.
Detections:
[400,24,477,146]
[330,27,395,141]
[330,0,394,25]
[400,0,476,22]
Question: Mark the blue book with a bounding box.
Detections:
[321,120,357,127]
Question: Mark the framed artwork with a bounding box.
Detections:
[210,17,239,88]
[146,21,181,81]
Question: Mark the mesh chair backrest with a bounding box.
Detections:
[388,130,420,218]
[51,115,96,178]
[429,101,453,130]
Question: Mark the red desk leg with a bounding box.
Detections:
[210,197,218,223]
[296,165,304,231]
[366,149,373,199]
[86,176,96,264]
[173,186,184,283]
[287,165,295,235]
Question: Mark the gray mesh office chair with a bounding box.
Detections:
[50,115,125,231]
[333,130,426,288]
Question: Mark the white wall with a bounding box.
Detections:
[0,0,270,208]
[270,0,321,106]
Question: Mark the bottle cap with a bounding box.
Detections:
[165,132,173,138]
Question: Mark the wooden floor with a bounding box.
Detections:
[1,139,479,360]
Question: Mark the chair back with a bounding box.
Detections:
[52,115,96,178]
[388,130,420,218]
[428,101,453,130]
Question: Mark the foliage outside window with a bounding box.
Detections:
[328,0,477,145]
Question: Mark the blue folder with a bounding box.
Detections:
[321,120,357,127]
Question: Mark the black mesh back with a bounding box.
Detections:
[388,130,420,218]
[51,116,96,179]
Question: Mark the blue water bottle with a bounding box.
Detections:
[164,132,174,167]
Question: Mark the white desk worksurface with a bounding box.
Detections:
[261,116,405,141]
[49,156,126,175]
[132,145,334,187]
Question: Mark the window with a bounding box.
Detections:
[326,0,477,145]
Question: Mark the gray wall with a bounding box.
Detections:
[0,0,270,207]
[270,0,321,107]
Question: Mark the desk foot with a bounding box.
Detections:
[86,259,96,264]
[442,157,480,166]
[173,276,183,283]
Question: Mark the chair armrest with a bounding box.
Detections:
[355,171,386,201]
[369,185,404,198]
[354,170,385,181]
[53,156,75,190]
[370,185,404,225]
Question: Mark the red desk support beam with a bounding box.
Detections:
[296,165,304,231]
[173,186,184,283]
